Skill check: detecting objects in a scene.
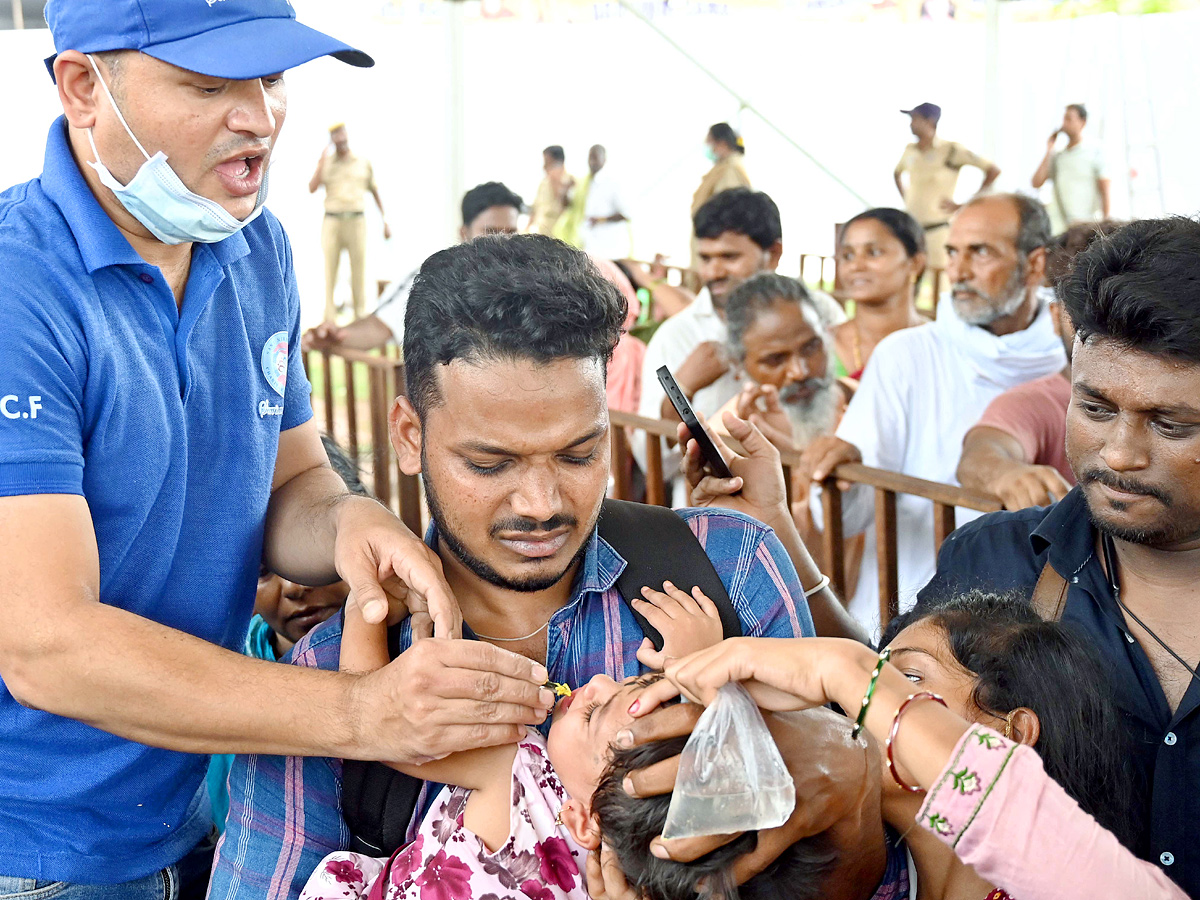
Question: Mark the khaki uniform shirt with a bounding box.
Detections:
[529,173,574,235]
[320,152,376,214]
[895,138,992,227]
[691,155,751,216]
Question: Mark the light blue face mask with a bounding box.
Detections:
[84,55,269,245]
[704,144,719,163]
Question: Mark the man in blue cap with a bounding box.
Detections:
[0,2,553,895]
[894,102,1001,273]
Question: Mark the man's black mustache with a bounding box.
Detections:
[490,515,578,537]
[1079,468,1171,505]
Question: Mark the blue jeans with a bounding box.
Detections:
[0,831,215,900]
[0,871,174,900]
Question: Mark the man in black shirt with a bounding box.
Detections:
[919,217,1200,896]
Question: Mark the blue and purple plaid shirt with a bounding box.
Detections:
[209,507,815,900]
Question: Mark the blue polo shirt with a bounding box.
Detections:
[0,119,312,883]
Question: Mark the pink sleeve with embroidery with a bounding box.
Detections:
[917,725,1187,900]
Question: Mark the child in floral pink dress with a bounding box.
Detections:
[299,582,725,900]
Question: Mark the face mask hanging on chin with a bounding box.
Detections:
[84,55,269,246]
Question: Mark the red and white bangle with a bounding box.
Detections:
[887,691,948,792]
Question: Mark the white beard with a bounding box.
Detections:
[783,380,840,448]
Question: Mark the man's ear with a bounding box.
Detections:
[766,240,784,272]
[560,799,601,851]
[1007,707,1041,748]
[389,396,424,476]
[1048,299,1064,340]
[458,225,469,243]
[1026,246,1048,289]
[55,50,104,130]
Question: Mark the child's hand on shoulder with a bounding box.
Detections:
[633,581,725,670]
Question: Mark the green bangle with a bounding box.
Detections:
[852,648,891,739]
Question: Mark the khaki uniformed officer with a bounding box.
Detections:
[309,123,390,320]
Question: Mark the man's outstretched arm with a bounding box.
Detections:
[957,425,1071,510]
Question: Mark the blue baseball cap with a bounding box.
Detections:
[901,102,942,123]
[44,0,373,81]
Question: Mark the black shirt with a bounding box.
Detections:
[919,486,1199,897]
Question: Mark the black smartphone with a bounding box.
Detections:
[656,365,734,480]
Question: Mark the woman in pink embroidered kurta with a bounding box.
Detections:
[635,637,1188,900]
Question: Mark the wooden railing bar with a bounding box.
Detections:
[626,259,695,287]
[875,488,900,628]
[830,463,1002,515]
[609,409,682,438]
[822,477,846,601]
[397,458,423,535]
[645,435,666,507]
[606,412,1001,515]
[369,367,391,506]
[321,350,335,438]
[344,357,359,462]
[611,425,632,501]
[326,347,400,369]
[933,502,958,552]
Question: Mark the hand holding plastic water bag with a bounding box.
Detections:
[662,683,796,840]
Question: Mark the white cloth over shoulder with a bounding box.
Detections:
[814,296,1066,638]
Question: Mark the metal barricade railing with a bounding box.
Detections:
[608,409,1002,630]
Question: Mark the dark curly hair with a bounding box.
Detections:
[1059,217,1200,364]
[591,736,838,900]
[1043,219,1123,289]
[881,591,1137,848]
[693,189,781,251]
[461,182,524,229]
[403,235,627,420]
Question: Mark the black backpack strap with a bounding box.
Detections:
[598,499,742,648]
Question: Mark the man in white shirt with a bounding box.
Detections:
[304,182,522,351]
[803,194,1067,637]
[582,145,631,261]
[636,188,843,498]
[1032,104,1110,233]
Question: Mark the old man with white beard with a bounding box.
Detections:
[714,273,843,453]
[801,194,1067,638]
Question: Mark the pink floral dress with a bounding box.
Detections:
[300,731,588,900]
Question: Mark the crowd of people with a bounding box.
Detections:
[1,3,1196,900]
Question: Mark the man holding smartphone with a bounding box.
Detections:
[1031,104,1110,233]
